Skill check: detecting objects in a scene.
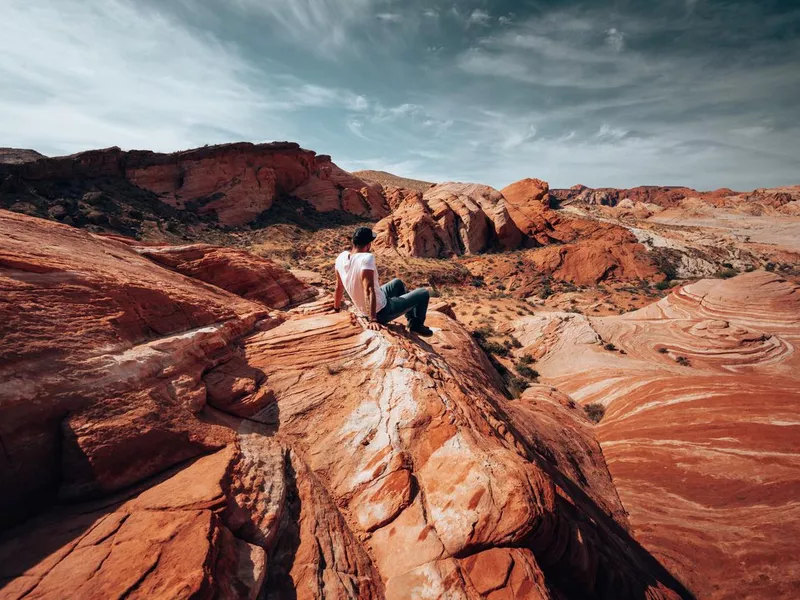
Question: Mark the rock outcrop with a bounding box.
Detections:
[0,143,389,229]
[134,244,318,309]
[0,209,687,599]
[510,271,800,599]
[373,182,524,257]
[553,184,800,216]
[374,178,660,285]
[550,185,731,208]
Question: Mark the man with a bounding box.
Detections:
[334,227,433,336]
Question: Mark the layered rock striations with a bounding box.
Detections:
[0,209,687,599]
[510,271,800,599]
[134,244,318,309]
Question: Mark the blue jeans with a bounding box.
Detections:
[376,279,429,327]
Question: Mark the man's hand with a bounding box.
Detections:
[367,320,381,331]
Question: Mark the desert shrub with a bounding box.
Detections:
[765,262,776,271]
[506,374,530,398]
[655,280,673,290]
[716,268,738,279]
[604,342,616,351]
[722,262,733,269]
[584,403,606,424]
[676,356,691,366]
[474,336,509,357]
[657,347,669,354]
[745,265,756,272]
[518,354,535,365]
[515,363,539,380]
[509,336,522,349]
[472,325,495,338]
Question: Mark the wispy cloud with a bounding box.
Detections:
[347,119,369,140]
[0,0,271,153]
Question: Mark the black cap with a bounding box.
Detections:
[352,226,377,246]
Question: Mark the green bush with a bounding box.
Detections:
[655,280,673,290]
[676,356,691,366]
[515,363,539,380]
[657,347,669,354]
[604,343,616,351]
[584,403,606,424]
[518,354,535,365]
[476,338,509,357]
[716,268,738,279]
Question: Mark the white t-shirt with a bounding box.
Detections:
[335,251,387,316]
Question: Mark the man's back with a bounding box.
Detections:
[334,251,387,316]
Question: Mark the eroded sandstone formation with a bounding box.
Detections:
[373,178,660,285]
[0,209,687,599]
[134,244,318,309]
[373,182,523,257]
[0,143,389,228]
[510,271,800,599]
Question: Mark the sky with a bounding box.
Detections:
[2,0,799,190]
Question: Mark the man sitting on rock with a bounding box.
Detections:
[334,226,433,337]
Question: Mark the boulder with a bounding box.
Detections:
[135,244,318,309]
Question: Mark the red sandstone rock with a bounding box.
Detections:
[291,154,388,217]
[511,271,800,599]
[0,210,270,524]
[135,244,317,309]
[0,210,687,599]
[374,182,523,257]
[0,142,387,227]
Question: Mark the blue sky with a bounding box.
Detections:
[2,0,798,189]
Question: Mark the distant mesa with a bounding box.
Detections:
[0,147,46,165]
[352,169,434,193]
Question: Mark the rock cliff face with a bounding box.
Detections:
[553,184,800,216]
[510,271,800,599]
[550,185,729,208]
[0,209,687,599]
[0,143,389,228]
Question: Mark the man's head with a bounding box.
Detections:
[352,226,377,251]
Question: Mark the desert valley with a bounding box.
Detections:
[0,142,798,600]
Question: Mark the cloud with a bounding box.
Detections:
[376,13,402,23]
[605,28,625,52]
[468,9,492,27]
[0,0,273,154]
[347,119,369,140]
[232,0,378,56]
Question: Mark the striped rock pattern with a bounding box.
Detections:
[512,271,800,599]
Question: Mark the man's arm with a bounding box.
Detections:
[361,269,380,330]
[334,270,344,311]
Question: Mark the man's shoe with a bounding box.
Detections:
[410,324,434,337]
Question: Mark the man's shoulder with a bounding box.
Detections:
[357,252,377,268]
[335,251,349,264]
